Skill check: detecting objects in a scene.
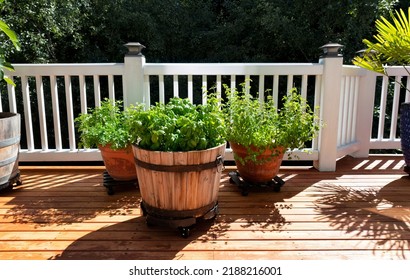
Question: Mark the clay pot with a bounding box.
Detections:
[99,144,137,181]
[230,142,285,184]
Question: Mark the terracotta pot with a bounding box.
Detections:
[230,142,285,184]
[98,144,137,181]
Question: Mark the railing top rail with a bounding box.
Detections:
[342,65,369,76]
[10,63,125,76]
[382,66,410,76]
[144,62,323,75]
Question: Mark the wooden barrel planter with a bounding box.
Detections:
[132,143,226,237]
[0,112,22,191]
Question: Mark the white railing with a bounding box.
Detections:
[0,43,406,171]
[370,67,410,150]
[1,63,125,162]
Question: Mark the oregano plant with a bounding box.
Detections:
[75,98,144,150]
[224,82,321,164]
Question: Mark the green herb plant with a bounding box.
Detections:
[224,82,321,164]
[75,98,143,150]
[128,95,226,151]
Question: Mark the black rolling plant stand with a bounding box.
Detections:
[102,171,138,195]
[140,200,219,238]
[228,171,285,196]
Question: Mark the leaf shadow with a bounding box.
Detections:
[314,177,410,259]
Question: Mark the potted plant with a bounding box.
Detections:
[75,99,143,193]
[0,8,22,192]
[353,8,410,175]
[128,95,226,237]
[223,82,320,192]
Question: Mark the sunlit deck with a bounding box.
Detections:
[0,155,409,260]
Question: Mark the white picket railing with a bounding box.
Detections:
[0,43,406,171]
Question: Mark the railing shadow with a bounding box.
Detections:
[51,216,218,260]
[2,171,140,226]
[314,176,410,259]
[209,170,301,236]
[51,170,295,260]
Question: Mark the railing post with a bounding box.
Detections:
[314,43,344,171]
[123,42,146,107]
[350,69,377,158]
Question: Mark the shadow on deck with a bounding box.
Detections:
[0,155,409,260]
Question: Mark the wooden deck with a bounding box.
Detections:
[1,155,409,260]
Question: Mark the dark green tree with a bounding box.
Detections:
[0,0,403,63]
[1,0,89,63]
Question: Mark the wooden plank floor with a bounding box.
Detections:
[1,155,409,260]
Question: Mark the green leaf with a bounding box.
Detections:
[353,8,410,72]
[0,20,21,51]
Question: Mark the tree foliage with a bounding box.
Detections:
[0,0,403,64]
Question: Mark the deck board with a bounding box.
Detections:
[1,155,410,260]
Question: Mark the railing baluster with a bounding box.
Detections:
[287,75,293,94]
[93,74,101,107]
[79,75,87,114]
[390,76,402,139]
[273,75,279,106]
[230,75,236,91]
[338,76,347,146]
[216,75,222,99]
[188,75,193,102]
[159,75,165,103]
[0,85,3,110]
[378,76,389,141]
[7,78,17,113]
[202,75,207,104]
[406,76,410,103]
[108,75,115,101]
[258,75,264,103]
[64,75,76,151]
[347,76,355,143]
[173,75,179,97]
[351,76,359,143]
[301,75,308,100]
[144,75,150,107]
[312,74,321,151]
[50,75,62,151]
[35,75,48,151]
[21,76,34,151]
[245,75,250,95]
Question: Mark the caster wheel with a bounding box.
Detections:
[179,227,190,238]
[106,186,114,195]
[140,202,147,216]
[273,185,281,192]
[241,189,249,196]
[145,219,155,227]
[0,182,12,192]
